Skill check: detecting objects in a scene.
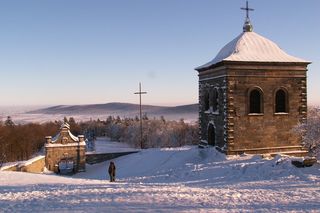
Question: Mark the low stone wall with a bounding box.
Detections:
[1,164,19,172]
[86,151,139,164]
[1,151,137,173]
[1,156,45,173]
[20,156,45,173]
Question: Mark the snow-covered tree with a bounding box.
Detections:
[4,116,15,127]
[294,106,320,159]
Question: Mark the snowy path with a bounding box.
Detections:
[1,146,320,212]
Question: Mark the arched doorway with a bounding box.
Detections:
[207,123,216,146]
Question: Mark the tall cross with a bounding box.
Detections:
[134,82,147,149]
[241,1,254,19]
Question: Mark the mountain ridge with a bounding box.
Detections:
[28,102,198,120]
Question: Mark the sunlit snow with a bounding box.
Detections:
[1,144,319,212]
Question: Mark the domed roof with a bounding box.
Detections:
[196,31,310,70]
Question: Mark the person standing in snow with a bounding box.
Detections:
[108,161,116,182]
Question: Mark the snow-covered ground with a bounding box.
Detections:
[1,146,319,212]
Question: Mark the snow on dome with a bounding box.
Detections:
[196,31,310,70]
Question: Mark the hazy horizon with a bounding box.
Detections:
[0,101,198,108]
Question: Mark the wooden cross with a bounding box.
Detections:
[134,82,147,149]
[241,1,254,19]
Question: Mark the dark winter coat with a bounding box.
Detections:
[108,162,116,182]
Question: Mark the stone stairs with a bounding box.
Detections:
[228,145,308,157]
[198,141,308,157]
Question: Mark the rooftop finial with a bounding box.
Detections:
[241,1,254,32]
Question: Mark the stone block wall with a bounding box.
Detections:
[20,156,45,173]
[86,151,139,164]
[1,156,45,173]
[198,68,227,149]
[198,62,308,155]
[225,63,307,154]
[1,164,18,171]
[46,145,86,172]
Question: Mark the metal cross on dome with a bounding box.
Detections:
[241,1,254,19]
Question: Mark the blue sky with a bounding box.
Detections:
[0,0,319,106]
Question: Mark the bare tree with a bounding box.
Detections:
[0,137,6,168]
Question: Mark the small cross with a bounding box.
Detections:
[241,1,254,19]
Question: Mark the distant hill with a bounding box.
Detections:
[27,102,198,121]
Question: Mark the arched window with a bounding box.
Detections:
[249,89,263,113]
[212,88,219,112]
[204,91,209,111]
[275,89,288,113]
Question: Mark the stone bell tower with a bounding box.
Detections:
[196,2,310,156]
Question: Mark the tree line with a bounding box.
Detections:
[0,115,199,165]
[0,116,60,166]
[3,105,318,166]
[104,115,198,149]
